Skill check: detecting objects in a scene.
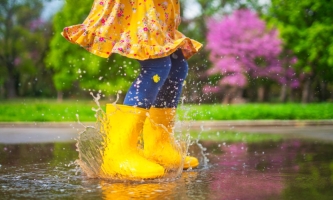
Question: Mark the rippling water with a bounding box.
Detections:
[1,133,333,199]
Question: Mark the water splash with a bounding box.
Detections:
[75,93,189,182]
[178,99,209,169]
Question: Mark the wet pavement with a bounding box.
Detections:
[1,123,333,199]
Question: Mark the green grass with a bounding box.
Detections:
[178,103,333,120]
[0,99,98,122]
[0,99,332,122]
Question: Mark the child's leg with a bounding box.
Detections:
[123,56,172,109]
[143,50,199,169]
[103,57,172,179]
[153,49,188,108]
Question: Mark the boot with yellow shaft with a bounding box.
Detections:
[143,107,199,169]
[100,104,165,179]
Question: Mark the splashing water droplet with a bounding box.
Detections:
[75,93,191,181]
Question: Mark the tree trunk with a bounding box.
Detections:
[4,77,17,99]
[222,86,231,104]
[302,78,311,103]
[231,87,246,104]
[0,84,4,99]
[279,84,287,102]
[57,91,63,102]
[257,86,265,102]
[222,86,245,104]
[319,82,328,101]
[222,88,231,104]
[289,88,295,102]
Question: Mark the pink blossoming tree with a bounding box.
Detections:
[205,9,297,103]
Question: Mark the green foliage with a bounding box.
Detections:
[0,0,53,98]
[46,0,139,98]
[266,0,333,101]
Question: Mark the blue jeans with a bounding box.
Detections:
[123,49,188,109]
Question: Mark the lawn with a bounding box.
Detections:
[178,103,333,120]
[0,99,98,122]
[0,99,332,122]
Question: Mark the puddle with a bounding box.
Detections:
[1,132,333,199]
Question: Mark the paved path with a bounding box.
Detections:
[1,120,333,144]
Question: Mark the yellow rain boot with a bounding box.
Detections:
[143,107,199,169]
[100,104,165,179]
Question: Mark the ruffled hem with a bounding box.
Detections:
[61,27,202,60]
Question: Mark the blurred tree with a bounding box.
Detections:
[267,0,333,102]
[46,0,139,101]
[0,0,52,99]
[205,9,296,103]
[179,0,244,104]
[179,0,271,103]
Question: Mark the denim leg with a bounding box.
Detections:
[123,56,172,109]
[153,49,189,108]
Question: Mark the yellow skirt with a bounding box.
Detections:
[62,0,202,60]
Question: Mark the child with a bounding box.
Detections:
[62,0,202,179]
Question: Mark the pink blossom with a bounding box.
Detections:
[203,85,221,93]
[219,73,247,87]
[205,9,298,91]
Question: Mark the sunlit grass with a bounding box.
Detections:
[178,103,333,120]
[0,99,98,122]
[0,99,332,122]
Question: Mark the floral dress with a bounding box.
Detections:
[62,0,202,60]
